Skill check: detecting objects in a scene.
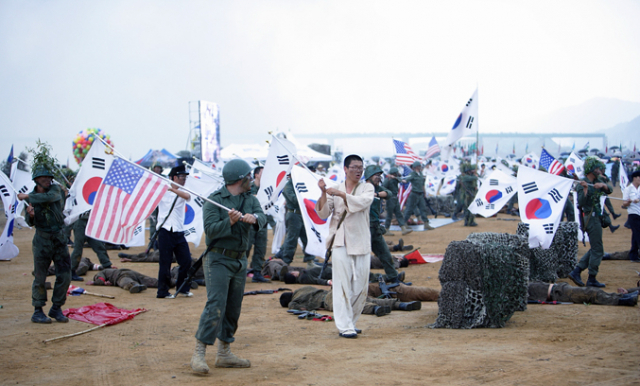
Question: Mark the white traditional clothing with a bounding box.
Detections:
[316,181,374,335]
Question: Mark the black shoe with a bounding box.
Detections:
[374,306,386,317]
[618,291,638,306]
[451,214,458,221]
[610,224,620,233]
[398,301,421,311]
[48,305,69,323]
[469,223,478,227]
[76,265,89,276]
[602,253,612,260]
[71,270,84,282]
[402,245,414,251]
[31,308,52,324]
[398,238,404,251]
[613,212,622,220]
[355,328,362,334]
[252,273,271,283]
[339,332,358,339]
[190,281,199,289]
[129,284,147,294]
[568,268,585,287]
[586,275,605,288]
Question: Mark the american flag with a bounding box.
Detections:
[86,158,168,244]
[393,139,421,165]
[539,148,565,175]
[424,136,441,159]
[397,165,412,208]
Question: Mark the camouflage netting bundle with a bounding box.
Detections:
[466,232,530,311]
[432,239,528,329]
[434,195,455,216]
[517,222,578,281]
[552,222,578,278]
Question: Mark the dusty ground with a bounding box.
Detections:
[1,186,639,386]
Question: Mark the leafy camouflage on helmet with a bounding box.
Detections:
[583,157,599,175]
[28,139,59,181]
[222,159,252,184]
[364,164,383,180]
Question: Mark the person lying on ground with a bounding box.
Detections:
[87,268,159,294]
[118,250,176,263]
[602,250,639,262]
[47,257,104,277]
[279,286,422,318]
[367,281,439,302]
[527,282,638,306]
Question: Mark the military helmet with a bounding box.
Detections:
[583,157,599,175]
[222,159,252,184]
[411,161,422,169]
[460,163,469,173]
[364,164,383,180]
[32,165,54,180]
[389,166,399,176]
[596,161,606,171]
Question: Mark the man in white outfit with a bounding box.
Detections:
[316,154,374,339]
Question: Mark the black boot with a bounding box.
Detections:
[398,301,422,311]
[373,306,387,317]
[609,224,620,233]
[618,291,638,306]
[71,270,84,281]
[48,305,69,323]
[31,307,52,324]
[612,212,622,220]
[251,272,271,283]
[586,275,605,288]
[568,267,585,287]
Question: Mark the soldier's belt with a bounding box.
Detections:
[36,229,62,240]
[286,208,300,214]
[211,247,245,259]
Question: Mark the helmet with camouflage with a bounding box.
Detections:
[222,159,252,184]
[583,157,599,175]
[596,160,606,172]
[467,164,477,174]
[364,164,383,181]
[460,163,469,174]
[31,165,54,180]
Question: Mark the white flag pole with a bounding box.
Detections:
[270,133,321,181]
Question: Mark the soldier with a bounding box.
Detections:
[18,165,71,323]
[147,162,164,250]
[88,268,158,294]
[245,166,270,282]
[191,159,267,374]
[382,166,412,236]
[460,163,479,227]
[569,157,613,288]
[595,162,621,232]
[273,174,316,267]
[365,165,402,284]
[402,161,434,230]
[69,210,114,281]
[528,282,637,306]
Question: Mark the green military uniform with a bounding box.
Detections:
[369,183,399,282]
[402,165,430,224]
[382,169,407,229]
[194,185,267,346]
[460,165,478,226]
[575,175,611,277]
[93,268,158,292]
[70,212,113,274]
[246,182,269,273]
[25,183,71,310]
[274,178,314,264]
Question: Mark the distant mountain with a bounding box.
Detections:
[603,114,640,148]
[512,97,640,134]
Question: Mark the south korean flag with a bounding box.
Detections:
[564,151,585,179]
[9,162,35,228]
[441,88,478,159]
[469,169,517,217]
[257,135,296,212]
[291,165,336,258]
[517,166,573,249]
[64,140,114,225]
[0,172,19,260]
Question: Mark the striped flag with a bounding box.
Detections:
[397,165,412,208]
[86,158,168,244]
[539,148,565,175]
[424,136,441,159]
[393,139,421,165]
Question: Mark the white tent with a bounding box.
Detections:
[276,131,332,164]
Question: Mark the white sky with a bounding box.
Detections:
[1,0,639,164]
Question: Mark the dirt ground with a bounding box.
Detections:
[1,186,639,386]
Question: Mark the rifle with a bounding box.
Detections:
[173,241,215,297]
[527,300,573,305]
[377,275,399,299]
[243,288,291,296]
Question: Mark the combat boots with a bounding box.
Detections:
[48,304,69,322]
[71,270,83,281]
[397,301,422,311]
[586,275,605,288]
[191,339,210,374]
[618,291,638,306]
[215,341,251,368]
[31,307,52,324]
[401,225,412,235]
[568,267,585,287]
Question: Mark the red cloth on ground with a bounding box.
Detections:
[403,250,444,264]
[63,302,146,325]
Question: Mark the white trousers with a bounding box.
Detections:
[331,247,371,334]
